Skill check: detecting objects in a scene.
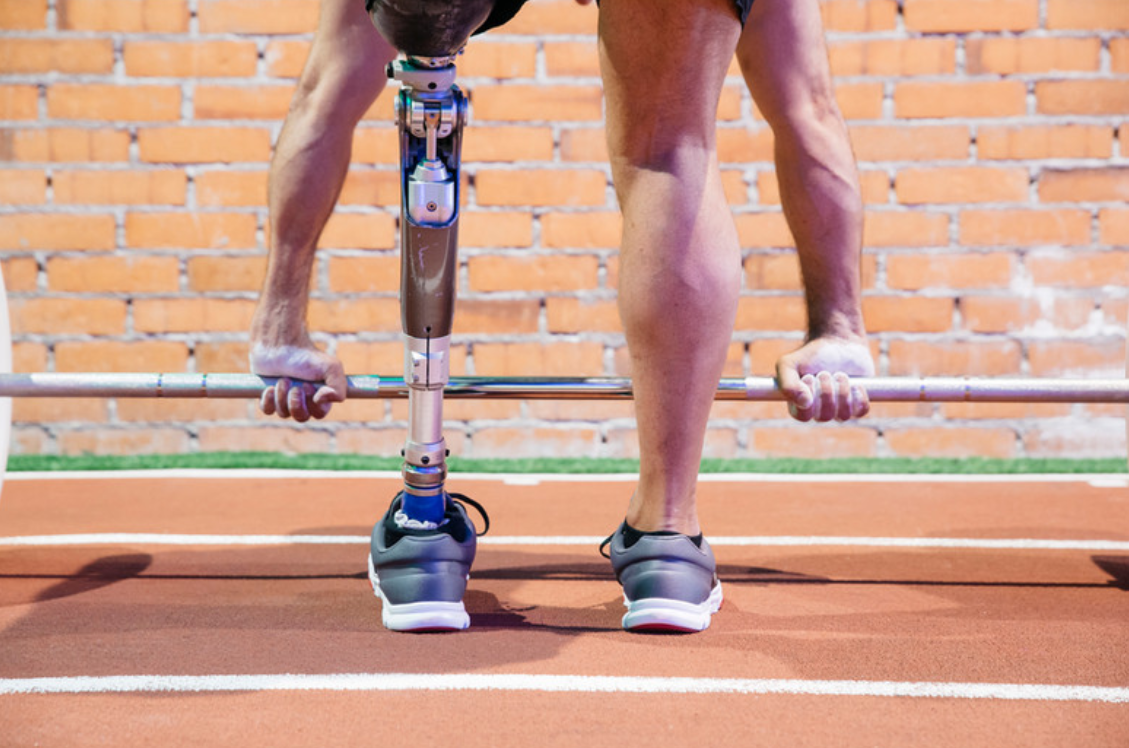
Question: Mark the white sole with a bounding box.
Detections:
[367,553,470,632]
[622,580,723,633]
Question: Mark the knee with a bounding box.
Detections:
[289,47,389,129]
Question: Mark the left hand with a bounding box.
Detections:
[775,336,874,422]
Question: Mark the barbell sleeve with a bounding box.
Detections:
[0,373,1125,403]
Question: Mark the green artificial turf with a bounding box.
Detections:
[6,452,1126,474]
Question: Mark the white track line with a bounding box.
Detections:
[5,470,1127,487]
[0,673,1126,702]
[2,533,1128,551]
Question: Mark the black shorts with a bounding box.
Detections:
[475,0,755,35]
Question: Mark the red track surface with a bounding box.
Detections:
[0,473,1127,746]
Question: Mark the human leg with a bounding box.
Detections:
[251,0,397,420]
[599,0,743,537]
[737,0,873,420]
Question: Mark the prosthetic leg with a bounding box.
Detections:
[390,54,466,524]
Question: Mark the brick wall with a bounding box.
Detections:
[1,0,1127,460]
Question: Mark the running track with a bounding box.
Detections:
[0,471,1127,746]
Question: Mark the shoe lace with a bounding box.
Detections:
[598,533,613,559]
[449,492,490,537]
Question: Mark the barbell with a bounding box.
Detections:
[0,372,1127,403]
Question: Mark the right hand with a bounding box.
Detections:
[249,342,347,422]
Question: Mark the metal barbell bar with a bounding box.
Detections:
[0,373,1126,403]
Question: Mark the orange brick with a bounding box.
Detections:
[1047,0,1129,29]
[887,252,1014,290]
[560,128,608,163]
[735,212,796,248]
[47,84,180,122]
[14,399,108,424]
[1026,250,1129,287]
[545,298,622,334]
[195,170,268,207]
[307,299,400,334]
[194,85,295,120]
[133,298,256,333]
[1,0,47,28]
[316,213,397,250]
[336,341,410,374]
[849,125,970,163]
[540,212,621,249]
[1,128,130,162]
[1112,38,1129,73]
[1024,421,1126,459]
[55,340,189,372]
[58,0,188,32]
[48,256,180,292]
[124,40,258,77]
[0,170,47,205]
[717,127,775,163]
[138,127,272,164]
[12,344,48,380]
[977,125,1112,160]
[896,167,1028,205]
[335,170,398,207]
[744,253,801,291]
[722,170,749,205]
[0,39,114,74]
[863,296,954,332]
[10,298,126,335]
[197,427,331,454]
[749,426,877,459]
[1028,340,1124,376]
[454,299,541,334]
[1099,209,1129,245]
[821,0,899,32]
[885,427,1016,458]
[358,89,397,123]
[966,37,1101,75]
[1037,81,1129,116]
[470,85,603,122]
[0,214,116,251]
[467,255,599,292]
[264,40,309,78]
[197,0,318,33]
[834,83,884,120]
[528,400,632,423]
[325,255,399,294]
[959,295,1094,334]
[895,81,1026,119]
[0,86,39,120]
[473,342,604,377]
[3,257,40,292]
[462,127,554,162]
[828,38,956,77]
[888,340,1021,376]
[544,41,600,77]
[60,428,192,455]
[1038,168,1129,203]
[735,296,807,331]
[187,255,269,292]
[475,169,606,207]
[126,212,257,249]
[470,426,600,459]
[459,211,534,248]
[959,209,1090,247]
[195,341,251,373]
[904,0,1038,31]
[53,169,187,205]
[502,0,597,35]
[942,402,1070,421]
[460,42,537,78]
[350,127,399,166]
[863,211,949,247]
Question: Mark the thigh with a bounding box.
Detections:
[598,0,741,178]
[736,0,838,127]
